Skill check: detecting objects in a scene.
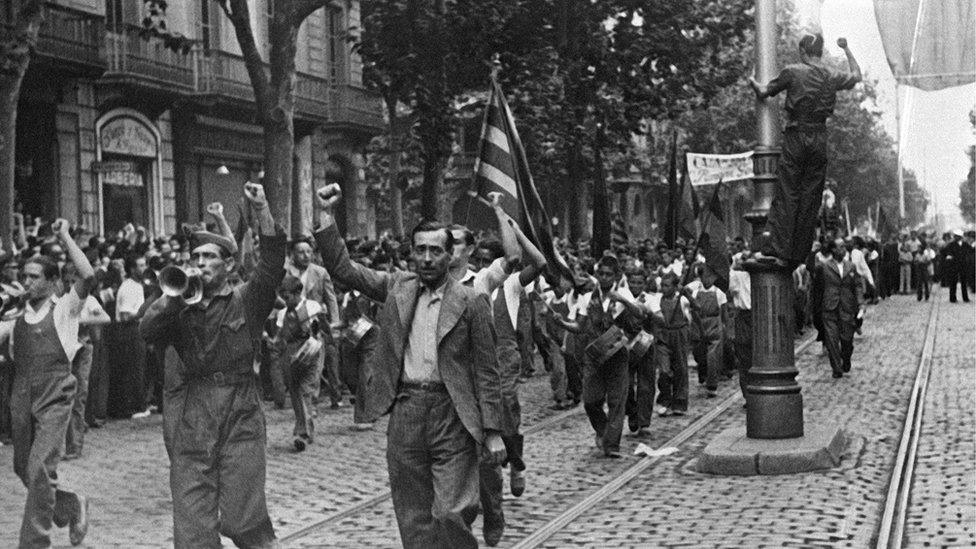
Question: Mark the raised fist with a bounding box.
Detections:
[836,37,848,49]
[243,182,267,208]
[206,202,225,217]
[52,218,70,237]
[487,191,504,208]
[316,184,342,209]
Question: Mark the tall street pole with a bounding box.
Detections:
[744,0,804,439]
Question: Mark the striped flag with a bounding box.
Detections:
[697,179,730,292]
[611,214,628,251]
[471,76,572,280]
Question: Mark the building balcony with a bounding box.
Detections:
[0,2,105,74]
[102,25,197,94]
[327,84,385,132]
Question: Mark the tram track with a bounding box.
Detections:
[875,297,940,549]
[280,393,586,543]
[510,331,819,549]
[282,331,819,546]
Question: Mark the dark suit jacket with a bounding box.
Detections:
[813,258,862,315]
[314,224,504,443]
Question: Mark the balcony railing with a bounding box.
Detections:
[104,25,197,92]
[0,3,104,71]
[328,84,385,130]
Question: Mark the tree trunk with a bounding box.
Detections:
[262,117,294,230]
[0,2,44,247]
[385,100,405,237]
[568,141,588,242]
[420,158,444,220]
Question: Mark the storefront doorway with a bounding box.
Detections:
[96,109,162,236]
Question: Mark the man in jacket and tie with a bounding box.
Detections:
[812,237,863,378]
[313,184,506,549]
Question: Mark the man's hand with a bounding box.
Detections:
[607,289,623,302]
[488,191,504,209]
[316,184,342,210]
[483,432,507,465]
[836,37,848,49]
[243,181,268,209]
[123,222,135,235]
[206,202,225,217]
[52,218,71,239]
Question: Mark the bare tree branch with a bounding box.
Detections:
[217,0,271,111]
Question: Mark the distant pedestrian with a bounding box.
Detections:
[813,237,863,378]
[913,242,935,301]
[940,231,970,303]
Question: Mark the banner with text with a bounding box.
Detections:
[686,151,754,187]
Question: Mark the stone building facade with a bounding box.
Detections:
[7,0,384,238]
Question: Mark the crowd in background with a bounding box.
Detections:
[0,205,973,455]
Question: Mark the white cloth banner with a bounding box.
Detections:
[685,151,754,187]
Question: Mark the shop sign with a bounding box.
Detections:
[100,117,157,158]
[91,161,139,173]
[101,170,143,187]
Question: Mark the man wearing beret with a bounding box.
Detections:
[140,183,286,548]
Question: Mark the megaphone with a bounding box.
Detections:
[159,265,203,305]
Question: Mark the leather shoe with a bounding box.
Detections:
[69,496,89,546]
[510,469,525,498]
[483,520,504,547]
[293,437,308,452]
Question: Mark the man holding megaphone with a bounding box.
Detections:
[140,182,286,548]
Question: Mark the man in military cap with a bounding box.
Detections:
[140,183,286,548]
[750,34,861,268]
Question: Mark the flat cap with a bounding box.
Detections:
[190,230,238,256]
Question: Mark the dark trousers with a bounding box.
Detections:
[564,350,583,402]
[916,265,932,301]
[625,348,655,431]
[656,328,690,412]
[822,308,855,374]
[582,350,630,454]
[65,342,93,455]
[944,267,970,302]
[692,334,723,391]
[167,376,277,549]
[478,433,524,533]
[11,372,82,548]
[388,388,479,549]
[0,360,11,441]
[340,328,378,424]
[767,128,828,266]
[85,335,108,425]
[734,309,753,399]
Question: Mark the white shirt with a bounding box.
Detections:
[690,284,728,307]
[645,294,693,323]
[79,295,110,327]
[728,269,751,310]
[849,248,874,286]
[459,257,507,296]
[491,273,524,331]
[0,287,86,363]
[115,278,145,321]
[275,298,323,329]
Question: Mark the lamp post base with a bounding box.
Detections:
[697,423,846,476]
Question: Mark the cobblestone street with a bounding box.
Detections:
[1,292,973,548]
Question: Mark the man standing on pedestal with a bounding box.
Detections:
[749,34,861,268]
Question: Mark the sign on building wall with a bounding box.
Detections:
[686,151,754,187]
[100,117,157,158]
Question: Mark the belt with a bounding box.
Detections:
[186,370,255,385]
[400,380,448,393]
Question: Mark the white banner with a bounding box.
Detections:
[685,151,754,187]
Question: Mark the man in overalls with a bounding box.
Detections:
[140,184,285,548]
[8,219,94,547]
[749,34,861,268]
[689,265,728,398]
